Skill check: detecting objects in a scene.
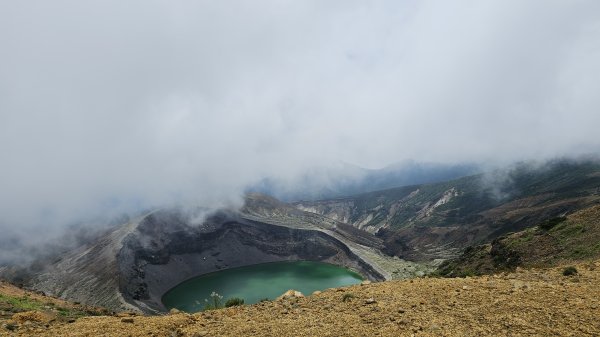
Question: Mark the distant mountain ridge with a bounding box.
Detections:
[293,159,600,261]
[248,161,480,201]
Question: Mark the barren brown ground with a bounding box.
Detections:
[2,260,600,337]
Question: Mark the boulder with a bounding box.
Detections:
[277,290,305,300]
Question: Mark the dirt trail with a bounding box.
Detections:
[3,260,599,336]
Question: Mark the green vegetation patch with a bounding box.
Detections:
[0,293,100,319]
[342,293,356,302]
[0,294,45,312]
[562,266,578,276]
[224,297,245,308]
[539,217,567,230]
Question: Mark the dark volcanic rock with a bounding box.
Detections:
[118,210,381,312]
[17,207,383,313]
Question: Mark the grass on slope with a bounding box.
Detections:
[0,293,46,312]
[0,281,108,325]
[436,203,600,277]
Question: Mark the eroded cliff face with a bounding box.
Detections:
[118,210,382,313]
[20,208,383,313]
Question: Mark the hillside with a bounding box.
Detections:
[2,260,599,336]
[0,280,107,332]
[295,159,600,261]
[437,203,600,277]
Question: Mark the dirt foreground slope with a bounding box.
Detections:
[3,260,600,337]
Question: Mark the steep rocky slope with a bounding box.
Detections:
[119,210,382,313]
[295,160,600,261]
[16,214,145,312]
[3,260,599,336]
[7,207,390,313]
[241,193,433,280]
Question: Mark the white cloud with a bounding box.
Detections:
[0,0,599,236]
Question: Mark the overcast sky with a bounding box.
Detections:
[1,1,600,237]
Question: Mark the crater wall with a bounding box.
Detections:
[118,211,383,313]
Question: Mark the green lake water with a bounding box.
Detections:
[161,261,363,312]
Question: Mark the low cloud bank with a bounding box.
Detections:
[0,1,599,263]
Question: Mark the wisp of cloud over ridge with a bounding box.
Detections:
[0,1,599,242]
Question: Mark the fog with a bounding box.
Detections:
[1,1,599,254]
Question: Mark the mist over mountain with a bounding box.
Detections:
[1,1,600,264]
[249,161,480,201]
[2,3,600,334]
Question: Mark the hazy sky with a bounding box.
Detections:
[1,1,600,235]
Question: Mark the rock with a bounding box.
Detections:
[67,319,76,323]
[3,322,19,331]
[276,290,304,300]
[169,308,181,314]
[361,281,372,286]
[365,298,377,305]
[170,329,185,337]
[121,317,134,323]
[312,290,322,296]
[398,308,406,313]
